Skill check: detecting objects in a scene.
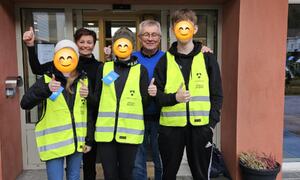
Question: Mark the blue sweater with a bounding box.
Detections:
[133,50,164,115]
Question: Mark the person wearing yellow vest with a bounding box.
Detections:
[21,40,93,180]
[91,27,151,180]
[23,28,102,180]
[154,9,223,180]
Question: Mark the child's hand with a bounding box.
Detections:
[175,83,191,103]
[48,74,61,92]
[23,27,35,47]
[79,79,89,98]
[148,78,157,97]
[201,45,213,53]
[83,145,92,153]
[104,45,112,60]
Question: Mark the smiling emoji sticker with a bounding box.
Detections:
[54,47,78,73]
[113,38,133,59]
[53,39,79,73]
[174,20,195,41]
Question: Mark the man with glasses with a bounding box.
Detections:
[132,20,164,180]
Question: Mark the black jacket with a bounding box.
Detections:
[154,41,223,128]
[20,67,95,146]
[91,56,150,133]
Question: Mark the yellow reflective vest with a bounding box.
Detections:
[160,52,211,127]
[35,75,88,161]
[95,61,144,144]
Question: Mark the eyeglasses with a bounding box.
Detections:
[140,33,161,39]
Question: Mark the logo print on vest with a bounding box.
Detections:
[196,73,202,79]
[194,118,201,122]
[119,136,127,139]
[130,90,135,96]
[81,99,86,105]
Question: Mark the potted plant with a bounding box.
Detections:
[239,151,281,180]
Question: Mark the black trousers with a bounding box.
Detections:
[98,141,138,180]
[158,125,213,180]
[83,143,97,180]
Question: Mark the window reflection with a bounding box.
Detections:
[286,4,300,89]
[32,12,65,42]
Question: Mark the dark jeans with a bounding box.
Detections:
[83,143,97,180]
[98,141,138,180]
[132,115,162,180]
[158,125,213,180]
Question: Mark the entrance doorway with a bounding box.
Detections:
[73,10,162,61]
[18,7,219,170]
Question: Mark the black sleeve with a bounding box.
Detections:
[204,53,223,128]
[153,54,178,107]
[85,92,94,146]
[140,65,150,110]
[89,64,103,110]
[85,74,97,146]
[27,46,53,75]
[86,64,103,145]
[20,76,52,110]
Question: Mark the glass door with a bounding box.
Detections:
[73,10,140,61]
[103,20,137,49]
[99,16,140,61]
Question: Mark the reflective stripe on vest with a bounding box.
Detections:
[95,61,144,144]
[35,75,88,161]
[160,52,211,127]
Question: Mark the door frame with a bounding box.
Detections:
[82,11,143,61]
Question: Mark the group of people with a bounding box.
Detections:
[20,8,223,180]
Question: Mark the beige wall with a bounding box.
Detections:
[222,0,288,179]
[0,2,23,180]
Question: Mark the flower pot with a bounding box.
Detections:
[239,162,281,180]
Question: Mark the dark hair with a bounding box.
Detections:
[112,27,135,45]
[171,9,197,26]
[74,28,97,45]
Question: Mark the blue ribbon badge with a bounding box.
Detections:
[49,86,64,101]
[102,71,119,85]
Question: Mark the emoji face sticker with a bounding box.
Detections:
[174,21,195,41]
[113,38,133,59]
[53,48,78,73]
